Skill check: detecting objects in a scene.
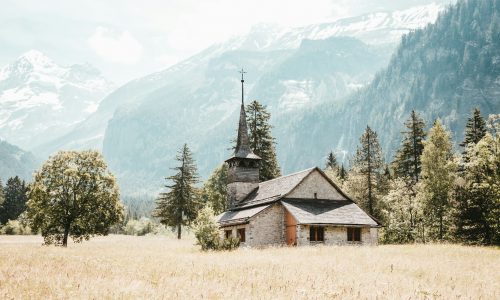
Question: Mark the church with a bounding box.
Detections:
[217,73,381,247]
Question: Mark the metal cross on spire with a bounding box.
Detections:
[239,68,247,105]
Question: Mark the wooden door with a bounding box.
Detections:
[285,210,297,246]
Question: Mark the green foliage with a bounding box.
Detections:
[220,236,240,250]
[26,150,123,247]
[193,205,221,251]
[124,217,157,236]
[454,132,500,245]
[419,120,458,241]
[325,151,338,171]
[153,144,201,239]
[0,176,28,225]
[193,205,240,251]
[0,219,31,235]
[245,100,281,181]
[201,164,228,215]
[381,179,422,244]
[461,107,487,162]
[393,110,426,183]
[348,126,384,218]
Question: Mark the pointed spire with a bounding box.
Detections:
[229,69,261,160]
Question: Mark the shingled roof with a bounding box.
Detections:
[217,204,271,226]
[226,100,261,161]
[281,199,380,227]
[233,167,316,209]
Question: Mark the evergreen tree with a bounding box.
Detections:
[339,164,347,181]
[460,107,487,160]
[245,100,281,181]
[325,151,338,171]
[420,120,457,241]
[201,164,228,215]
[393,110,426,182]
[0,176,28,224]
[153,144,201,239]
[454,132,500,245]
[348,126,384,217]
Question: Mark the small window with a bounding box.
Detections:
[309,226,324,242]
[225,229,232,239]
[237,228,246,243]
[314,192,318,199]
[347,228,361,242]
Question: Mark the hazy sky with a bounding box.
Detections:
[0,0,452,85]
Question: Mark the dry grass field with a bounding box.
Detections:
[0,235,498,299]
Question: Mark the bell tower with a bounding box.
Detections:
[225,69,261,210]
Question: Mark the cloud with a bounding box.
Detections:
[88,27,143,64]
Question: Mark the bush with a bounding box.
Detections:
[124,217,157,236]
[1,220,32,235]
[193,205,240,251]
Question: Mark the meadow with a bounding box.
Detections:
[0,235,498,299]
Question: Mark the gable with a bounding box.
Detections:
[285,170,347,200]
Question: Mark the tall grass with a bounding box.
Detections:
[0,235,498,299]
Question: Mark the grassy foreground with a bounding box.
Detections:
[0,235,498,299]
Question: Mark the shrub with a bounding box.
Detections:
[1,220,32,235]
[124,217,156,236]
[193,205,240,251]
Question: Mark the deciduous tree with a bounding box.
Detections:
[420,120,457,241]
[26,151,123,246]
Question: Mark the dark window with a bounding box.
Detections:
[347,228,361,242]
[309,226,324,242]
[237,228,246,243]
[225,230,232,239]
[314,192,318,199]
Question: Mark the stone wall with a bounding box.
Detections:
[287,170,347,200]
[297,224,378,246]
[220,224,249,245]
[247,203,285,247]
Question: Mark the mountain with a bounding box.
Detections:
[281,0,500,172]
[0,139,38,182]
[0,50,114,151]
[86,3,446,194]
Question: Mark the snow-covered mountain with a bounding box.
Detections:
[0,50,114,150]
[216,3,444,52]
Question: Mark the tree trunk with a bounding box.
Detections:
[62,223,70,247]
[177,223,181,239]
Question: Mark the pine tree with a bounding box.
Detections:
[325,151,338,171]
[0,176,28,224]
[455,132,500,245]
[245,100,281,181]
[420,120,457,241]
[349,126,384,217]
[339,164,347,181]
[153,144,201,239]
[201,164,228,215]
[460,107,487,161]
[393,110,426,182]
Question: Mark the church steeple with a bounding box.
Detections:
[228,69,261,161]
[225,69,261,210]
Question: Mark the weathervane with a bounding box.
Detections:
[239,68,247,105]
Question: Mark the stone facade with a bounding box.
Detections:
[286,171,347,200]
[247,203,285,247]
[296,224,378,246]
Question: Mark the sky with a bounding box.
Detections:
[0,0,452,85]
